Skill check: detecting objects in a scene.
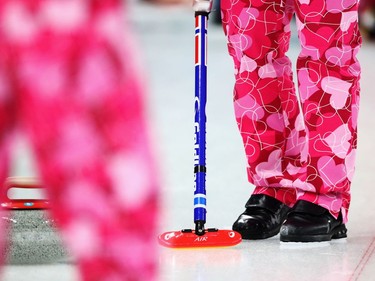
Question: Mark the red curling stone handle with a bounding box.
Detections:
[1,177,50,210]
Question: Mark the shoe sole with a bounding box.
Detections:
[280,224,347,242]
[233,226,282,240]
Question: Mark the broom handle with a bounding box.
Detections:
[193,1,212,235]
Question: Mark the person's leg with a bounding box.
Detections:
[9,1,159,279]
[221,0,304,239]
[281,0,362,242]
[221,0,307,205]
[0,20,17,267]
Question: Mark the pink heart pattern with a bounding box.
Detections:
[0,1,159,279]
[222,0,361,222]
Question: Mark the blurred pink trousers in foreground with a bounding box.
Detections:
[0,1,159,280]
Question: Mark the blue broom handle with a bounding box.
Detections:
[194,10,210,235]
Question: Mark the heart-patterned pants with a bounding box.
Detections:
[0,1,159,280]
[221,0,362,222]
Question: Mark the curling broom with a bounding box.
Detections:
[158,0,242,248]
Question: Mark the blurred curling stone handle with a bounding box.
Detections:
[1,177,70,264]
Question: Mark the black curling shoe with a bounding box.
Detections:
[280,200,347,242]
[232,194,291,240]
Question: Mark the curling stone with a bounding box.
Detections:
[1,177,69,264]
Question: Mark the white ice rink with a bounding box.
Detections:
[3,2,375,281]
